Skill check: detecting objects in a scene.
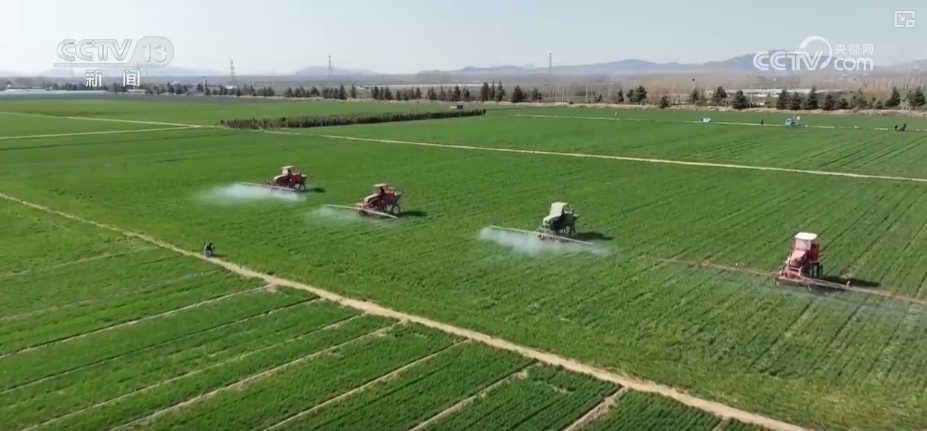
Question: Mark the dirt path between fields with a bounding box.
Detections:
[512,113,927,133]
[0,126,197,141]
[0,191,816,431]
[310,133,927,185]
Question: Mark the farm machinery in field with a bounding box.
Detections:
[536,202,580,241]
[773,232,855,290]
[775,232,823,286]
[242,166,307,192]
[486,202,594,246]
[323,183,402,219]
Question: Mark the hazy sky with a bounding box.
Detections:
[3,0,926,74]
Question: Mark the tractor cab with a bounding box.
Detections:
[365,183,399,205]
[543,202,572,226]
[788,232,820,268]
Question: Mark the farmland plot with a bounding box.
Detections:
[0,98,478,127]
[0,113,162,138]
[421,365,617,431]
[310,114,927,178]
[5,100,927,430]
[582,391,721,431]
[511,105,927,130]
[0,185,763,431]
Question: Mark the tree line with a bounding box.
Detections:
[63,77,926,111]
[218,109,487,130]
[680,85,926,111]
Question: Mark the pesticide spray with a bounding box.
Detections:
[478,227,608,256]
[199,184,304,204]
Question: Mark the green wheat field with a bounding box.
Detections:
[2,96,927,431]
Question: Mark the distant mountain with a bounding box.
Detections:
[448,52,927,76]
[294,66,375,76]
[451,53,775,76]
[0,71,19,78]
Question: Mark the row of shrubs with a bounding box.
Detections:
[217,109,487,130]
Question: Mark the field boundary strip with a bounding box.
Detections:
[308,133,927,185]
[0,111,203,128]
[260,341,467,431]
[513,113,927,132]
[0,287,266,360]
[0,191,814,431]
[404,363,535,431]
[0,126,197,141]
[3,111,927,184]
[561,387,630,431]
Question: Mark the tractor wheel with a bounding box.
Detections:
[566,225,576,238]
[389,204,401,216]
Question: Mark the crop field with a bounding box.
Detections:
[3,97,927,431]
[0,196,764,431]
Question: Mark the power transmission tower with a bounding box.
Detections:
[229,59,236,84]
[548,53,552,101]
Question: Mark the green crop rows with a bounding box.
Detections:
[2,96,925,430]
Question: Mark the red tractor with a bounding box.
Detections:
[775,232,823,286]
[265,166,307,192]
[356,183,402,217]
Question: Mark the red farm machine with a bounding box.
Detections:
[774,231,855,290]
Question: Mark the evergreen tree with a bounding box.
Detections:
[451,85,462,102]
[234,88,242,97]
[822,93,836,110]
[851,88,867,108]
[284,87,294,98]
[775,89,789,110]
[309,86,320,97]
[382,87,393,100]
[349,84,357,99]
[635,85,648,103]
[788,92,803,110]
[657,95,670,109]
[488,82,496,101]
[803,86,819,110]
[909,87,926,108]
[495,82,506,102]
[615,88,624,103]
[204,87,212,96]
[480,82,491,102]
[710,86,727,105]
[438,86,447,101]
[688,88,701,104]
[731,90,749,109]
[462,88,472,102]
[511,85,525,103]
[426,87,437,101]
[885,86,901,108]
[837,98,850,110]
[338,84,347,100]
[414,87,422,100]
[196,83,204,92]
[626,89,636,103]
[371,86,380,100]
